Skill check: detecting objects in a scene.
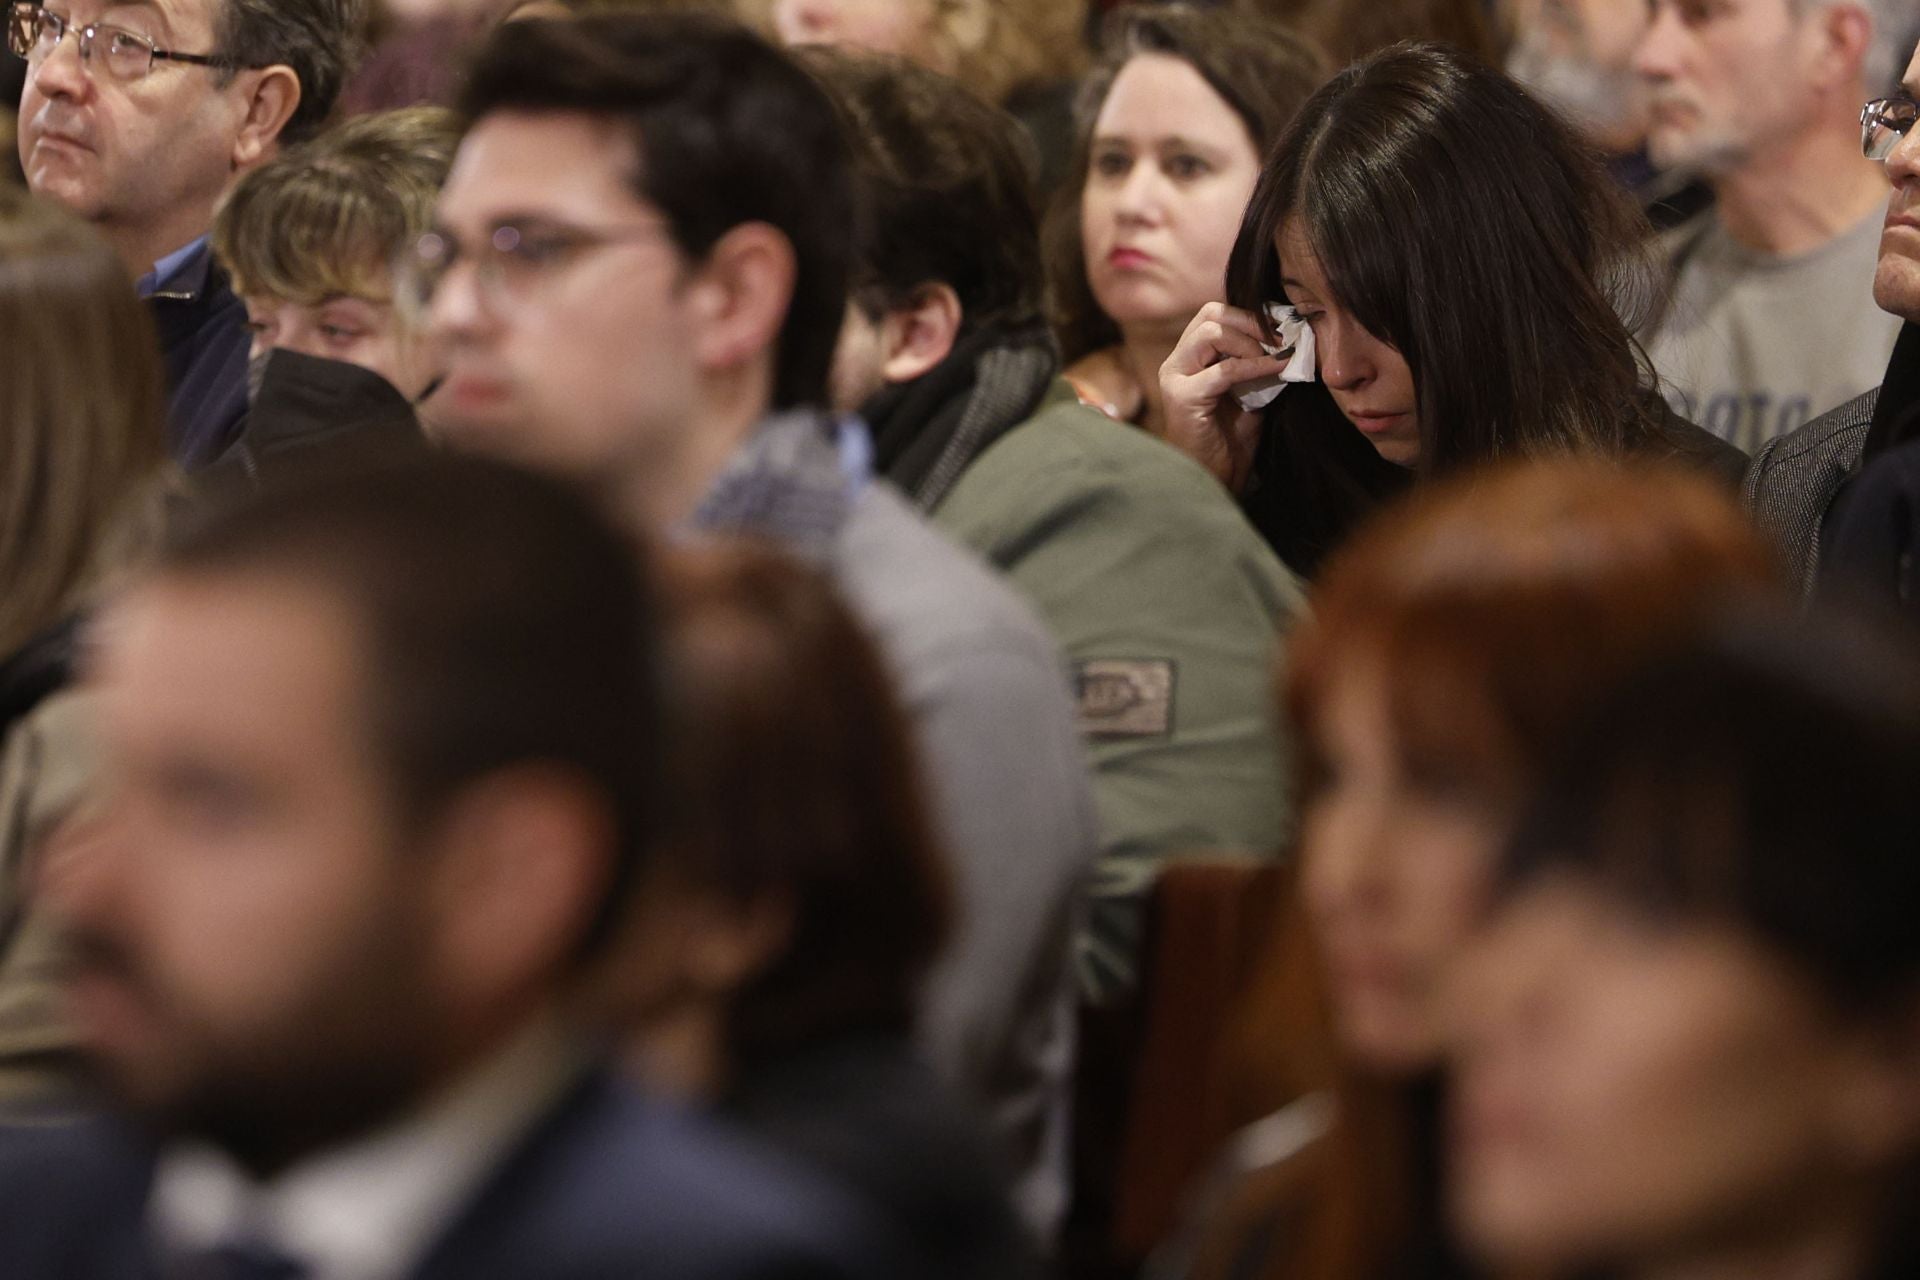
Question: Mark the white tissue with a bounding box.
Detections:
[1232,303,1318,411]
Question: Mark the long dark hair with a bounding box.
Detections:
[1226,44,1667,567]
[1046,3,1325,366]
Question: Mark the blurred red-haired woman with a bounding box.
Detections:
[1171,458,1787,1280]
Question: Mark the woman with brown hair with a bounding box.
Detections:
[608,541,1039,1280]
[769,0,1089,194]
[1049,4,1323,435]
[769,0,1087,111]
[1236,0,1501,68]
[0,186,169,1106]
[1168,459,1788,1280]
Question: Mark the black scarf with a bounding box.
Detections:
[860,324,1058,511]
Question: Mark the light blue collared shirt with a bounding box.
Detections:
[135,235,209,299]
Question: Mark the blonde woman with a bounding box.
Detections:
[0,187,170,1108]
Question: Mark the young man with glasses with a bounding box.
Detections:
[1635,0,1906,456]
[1746,37,1920,590]
[9,0,360,467]
[418,13,1095,1244]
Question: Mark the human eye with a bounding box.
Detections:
[1090,146,1131,179]
[103,25,149,56]
[156,762,268,835]
[1164,152,1213,180]
[492,222,583,270]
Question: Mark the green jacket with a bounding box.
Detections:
[932,381,1307,1002]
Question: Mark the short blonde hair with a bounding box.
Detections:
[213,106,460,307]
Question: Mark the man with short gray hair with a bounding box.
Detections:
[1638,0,1905,454]
[10,0,362,467]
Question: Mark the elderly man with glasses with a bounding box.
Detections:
[8,0,360,467]
[1745,37,1920,590]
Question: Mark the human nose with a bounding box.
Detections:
[1888,114,1920,186]
[425,249,495,346]
[1317,316,1377,393]
[1114,160,1166,227]
[1303,798,1397,926]
[1633,2,1683,82]
[27,20,93,101]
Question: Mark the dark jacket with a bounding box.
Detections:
[1746,323,1920,594]
[0,1070,887,1280]
[727,1036,1042,1280]
[148,239,251,472]
[203,348,426,488]
[1816,402,1920,616]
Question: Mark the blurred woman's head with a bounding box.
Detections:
[1237,0,1499,68]
[1227,42,1657,471]
[1285,460,1783,1076]
[772,0,1086,107]
[1050,4,1323,365]
[0,187,167,657]
[1454,611,1920,1277]
[214,107,459,404]
[615,542,952,1087]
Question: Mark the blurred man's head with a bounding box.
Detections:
[804,48,1043,413]
[1634,0,1899,176]
[11,0,361,269]
[416,15,853,517]
[46,453,659,1176]
[1506,0,1650,151]
[1872,40,1920,320]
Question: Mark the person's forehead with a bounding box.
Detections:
[439,111,653,226]
[1097,54,1238,133]
[1905,40,1920,92]
[101,575,365,756]
[92,0,208,41]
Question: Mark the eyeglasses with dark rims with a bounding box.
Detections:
[5,1,240,82]
[1863,96,1918,162]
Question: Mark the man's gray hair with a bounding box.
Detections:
[215,0,367,145]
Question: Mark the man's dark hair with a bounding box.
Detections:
[460,14,854,412]
[1503,606,1920,1019]
[216,0,365,146]
[160,449,662,958]
[802,47,1043,338]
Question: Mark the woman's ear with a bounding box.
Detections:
[879,282,964,385]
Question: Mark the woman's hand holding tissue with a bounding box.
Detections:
[1157,302,1294,494]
